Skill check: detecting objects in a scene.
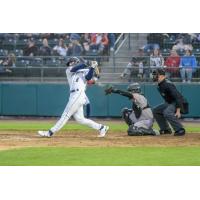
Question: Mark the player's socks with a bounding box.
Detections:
[99,125,104,130]
[49,130,54,136]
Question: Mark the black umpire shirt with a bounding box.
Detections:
[157,78,184,109]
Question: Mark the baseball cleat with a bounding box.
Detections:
[159,129,172,135]
[174,128,185,136]
[98,125,109,137]
[153,129,160,136]
[38,130,53,138]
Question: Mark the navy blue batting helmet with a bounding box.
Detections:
[66,57,81,66]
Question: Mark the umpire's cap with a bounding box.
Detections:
[152,68,166,76]
[152,68,165,82]
[127,82,141,93]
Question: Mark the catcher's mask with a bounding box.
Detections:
[152,68,165,82]
[66,57,82,66]
[127,83,141,93]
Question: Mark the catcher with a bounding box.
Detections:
[105,83,159,136]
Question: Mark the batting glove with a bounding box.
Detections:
[91,61,98,68]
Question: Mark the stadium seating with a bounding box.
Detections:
[0,33,200,83]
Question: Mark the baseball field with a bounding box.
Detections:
[0,119,200,166]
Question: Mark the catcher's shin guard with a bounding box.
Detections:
[122,108,133,126]
[127,125,156,136]
[127,125,142,136]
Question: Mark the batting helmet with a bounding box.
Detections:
[66,57,81,66]
[127,82,141,93]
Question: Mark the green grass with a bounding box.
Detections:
[0,147,200,166]
[0,120,127,131]
[0,120,200,133]
[0,120,200,165]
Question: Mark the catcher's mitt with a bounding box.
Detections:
[105,86,113,95]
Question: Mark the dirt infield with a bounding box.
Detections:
[0,130,200,150]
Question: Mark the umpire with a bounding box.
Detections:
[152,68,189,136]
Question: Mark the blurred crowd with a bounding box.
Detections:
[121,33,200,83]
[0,33,118,73]
[1,33,200,83]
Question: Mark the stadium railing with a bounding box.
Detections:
[0,55,200,83]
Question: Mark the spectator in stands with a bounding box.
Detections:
[182,34,192,45]
[23,38,38,56]
[101,33,109,54]
[179,49,197,83]
[150,48,164,70]
[67,34,83,56]
[108,33,116,51]
[80,33,91,55]
[39,38,52,56]
[90,33,106,53]
[120,49,148,82]
[0,53,16,73]
[166,33,179,41]
[164,49,180,78]
[173,34,193,51]
[53,38,68,57]
[120,57,139,82]
[142,34,167,53]
[191,33,200,43]
[70,33,81,41]
[134,48,149,80]
[89,33,109,64]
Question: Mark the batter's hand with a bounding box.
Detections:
[90,61,100,77]
[91,61,98,68]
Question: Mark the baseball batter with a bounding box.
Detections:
[38,57,109,137]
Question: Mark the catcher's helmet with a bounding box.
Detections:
[127,82,141,93]
[66,57,81,66]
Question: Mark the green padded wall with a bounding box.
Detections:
[86,85,108,116]
[1,83,37,115]
[181,84,200,117]
[143,83,163,108]
[0,83,199,117]
[108,84,133,116]
[37,84,68,116]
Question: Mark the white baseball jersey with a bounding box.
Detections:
[66,66,89,92]
[50,65,102,134]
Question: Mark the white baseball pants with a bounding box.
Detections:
[50,90,101,133]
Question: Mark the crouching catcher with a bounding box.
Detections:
[105,83,159,136]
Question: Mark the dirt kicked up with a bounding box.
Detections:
[0,130,200,150]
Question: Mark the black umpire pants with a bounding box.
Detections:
[153,103,183,132]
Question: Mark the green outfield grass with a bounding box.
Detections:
[0,147,200,166]
[0,120,200,166]
[0,120,200,133]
